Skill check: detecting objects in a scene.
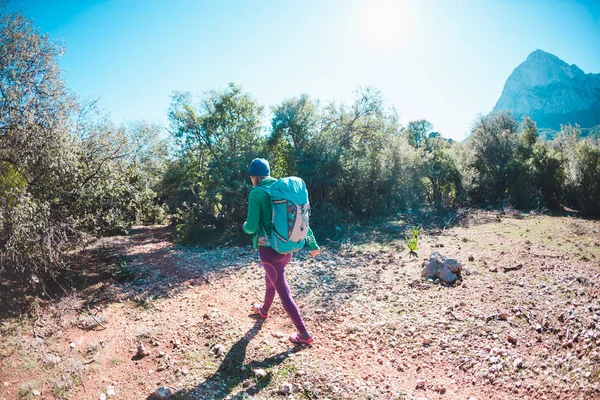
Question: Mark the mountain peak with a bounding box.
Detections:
[493,50,600,130]
[514,50,584,87]
[526,49,564,64]
[528,49,556,57]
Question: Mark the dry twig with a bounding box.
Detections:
[503,264,523,272]
[86,304,106,329]
[449,310,463,321]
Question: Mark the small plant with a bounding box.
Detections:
[18,381,39,398]
[112,257,134,281]
[111,358,124,366]
[405,226,421,257]
[18,356,39,371]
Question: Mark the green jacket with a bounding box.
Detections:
[243,177,319,251]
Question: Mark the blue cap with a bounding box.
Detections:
[248,158,270,176]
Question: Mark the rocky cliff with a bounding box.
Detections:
[493,49,600,130]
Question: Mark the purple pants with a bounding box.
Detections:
[258,246,308,336]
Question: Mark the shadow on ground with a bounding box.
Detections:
[0,209,486,322]
[164,318,308,400]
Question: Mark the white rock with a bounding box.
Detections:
[154,386,173,399]
[271,331,286,339]
[44,354,61,365]
[32,390,41,396]
[279,381,293,394]
[490,348,501,356]
[213,344,226,356]
[105,385,116,397]
[252,368,267,379]
[514,358,524,369]
[99,394,107,400]
[137,344,151,357]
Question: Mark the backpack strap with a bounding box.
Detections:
[255,185,289,244]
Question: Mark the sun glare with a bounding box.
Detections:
[358,0,411,48]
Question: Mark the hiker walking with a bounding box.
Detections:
[243,158,319,344]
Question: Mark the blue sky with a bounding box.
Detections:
[9,0,600,140]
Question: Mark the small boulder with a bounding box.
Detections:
[153,386,173,400]
[212,344,226,356]
[105,386,116,397]
[421,252,464,284]
[513,358,524,370]
[252,368,267,379]
[137,344,151,358]
[278,382,293,395]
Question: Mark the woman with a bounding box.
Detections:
[243,158,319,344]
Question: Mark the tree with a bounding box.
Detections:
[520,117,538,149]
[0,8,168,288]
[572,141,600,216]
[0,7,78,285]
[421,136,462,209]
[168,83,264,239]
[467,111,520,206]
[406,120,433,148]
[268,94,318,178]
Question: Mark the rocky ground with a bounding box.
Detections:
[1,212,599,400]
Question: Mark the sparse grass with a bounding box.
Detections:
[476,216,600,260]
[184,349,204,368]
[17,381,39,399]
[50,357,86,399]
[111,357,124,366]
[18,356,39,371]
[276,361,295,378]
[134,324,155,342]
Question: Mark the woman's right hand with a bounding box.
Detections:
[310,249,320,258]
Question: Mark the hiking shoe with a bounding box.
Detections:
[289,332,314,345]
[251,303,269,319]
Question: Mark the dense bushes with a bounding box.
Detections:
[0,9,167,288]
[165,86,600,243]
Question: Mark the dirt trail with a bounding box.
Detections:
[1,214,599,400]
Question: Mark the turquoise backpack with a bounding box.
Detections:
[257,177,310,254]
